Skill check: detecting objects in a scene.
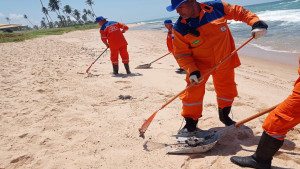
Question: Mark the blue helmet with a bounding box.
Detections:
[164,19,173,25]
[166,0,187,12]
[95,16,107,23]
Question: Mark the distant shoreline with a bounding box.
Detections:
[128,24,299,67]
[238,43,299,66]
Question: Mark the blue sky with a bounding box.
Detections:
[0,0,280,26]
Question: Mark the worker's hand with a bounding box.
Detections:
[189,71,201,83]
[105,43,109,48]
[122,30,127,33]
[251,21,268,39]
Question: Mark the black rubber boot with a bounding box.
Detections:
[230,131,284,169]
[124,63,131,74]
[218,106,236,126]
[183,117,199,132]
[113,64,119,75]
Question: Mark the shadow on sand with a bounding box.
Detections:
[112,72,143,78]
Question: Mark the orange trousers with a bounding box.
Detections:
[180,69,238,120]
[110,45,129,65]
[263,81,300,140]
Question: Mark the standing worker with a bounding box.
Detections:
[164,19,185,73]
[166,0,268,133]
[95,16,131,75]
[231,57,300,169]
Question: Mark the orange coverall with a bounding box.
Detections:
[263,57,300,140]
[172,1,261,119]
[167,31,174,54]
[100,21,129,65]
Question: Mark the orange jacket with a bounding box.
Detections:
[100,21,129,49]
[167,31,174,54]
[172,1,261,74]
[294,57,300,93]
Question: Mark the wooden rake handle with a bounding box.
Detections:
[139,37,254,138]
[235,104,279,127]
[150,52,171,64]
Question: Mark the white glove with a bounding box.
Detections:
[251,28,267,39]
[189,74,199,83]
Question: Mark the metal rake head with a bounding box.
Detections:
[135,63,151,69]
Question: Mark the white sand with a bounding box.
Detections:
[0,27,299,169]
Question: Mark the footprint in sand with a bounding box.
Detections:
[10,155,31,164]
[36,89,45,93]
[18,133,28,138]
[120,86,132,90]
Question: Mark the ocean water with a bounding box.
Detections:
[131,0,300,66]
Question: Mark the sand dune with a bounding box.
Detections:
[0,28,299,169]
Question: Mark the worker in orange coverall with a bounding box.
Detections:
[95,16,131,75]
[231,57,300,169]
[164,19,185,73]
[166,0,268,133]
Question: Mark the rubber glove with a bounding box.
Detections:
[189,71,201,83]
[251,21,268,39]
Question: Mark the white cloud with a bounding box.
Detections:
[9,14,24,20]
[0,12,4,18]
[6,13,39,26]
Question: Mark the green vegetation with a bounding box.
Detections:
[0,24,98,43]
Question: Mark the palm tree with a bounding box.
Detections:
[39,0,50,27]
[73,9,83,24]
[42,7,54,28]
[24,14,35,27]
[82,14,87,23]
[41,20,47,29]
[5,17,11,24]
[48,0,65,26]
[63,5,81,24]
[85,0,96,17]
[33,25,39,30]
[42,7,53,22]
[83,9,94,21]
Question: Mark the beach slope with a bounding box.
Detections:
[0,28,299,169]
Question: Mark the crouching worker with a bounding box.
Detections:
[231,57,300,169]
[95,16,131,75]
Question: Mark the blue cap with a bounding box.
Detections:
[166,0,187,12]
[95,16,107,23]
[164,19,173,25]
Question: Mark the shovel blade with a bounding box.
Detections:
[166,140,218,154]
[135,63,151,69]
[167,130,219,154]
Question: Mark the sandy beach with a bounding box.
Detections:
[0,27,299,169]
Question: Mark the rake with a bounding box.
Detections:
[135,52,171,69]
[86,47,109,73]
[139,37,254,139]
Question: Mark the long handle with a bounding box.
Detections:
[150,52,171,64]
[139,37,253,138]
[86,47,109,73]
[198,37,254,82]
[235,104,278,127]
[139,83,195,138]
